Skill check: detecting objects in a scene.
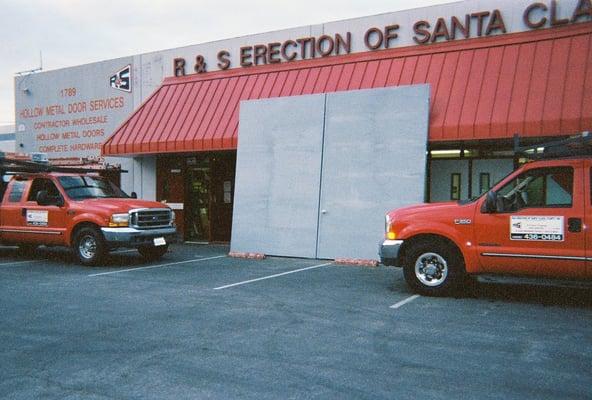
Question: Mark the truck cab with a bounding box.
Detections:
[0,168,177,265]
[380,136,591,296]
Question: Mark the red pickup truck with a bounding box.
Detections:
[0,170,177,265]
[380,151,590,296]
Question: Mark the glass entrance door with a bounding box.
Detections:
[184,152,236,243]
[186,157,211,242]
[209,153,236,242]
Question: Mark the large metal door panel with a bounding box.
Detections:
[317,85,430,260]
[231,95,326,258]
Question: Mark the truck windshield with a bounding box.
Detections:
[57,176,129,200]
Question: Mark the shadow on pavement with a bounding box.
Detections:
[464,280,592,308]
[0,245,150,267]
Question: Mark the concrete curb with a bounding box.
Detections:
[228,252,266,260]
[334,258,379,267]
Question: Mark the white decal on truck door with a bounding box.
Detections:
[26,210,48,226]
[510,216,564,241]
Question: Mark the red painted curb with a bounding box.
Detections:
[228,252,266,260]
[334,258,379,267]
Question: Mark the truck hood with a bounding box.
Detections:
[388,202,460,218]
[74,198,170,214]
[387,200,479,223]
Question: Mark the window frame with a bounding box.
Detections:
[450,173,461,201]
[479,173,491,195]
[496,166,573,212]
[27,178,63,203]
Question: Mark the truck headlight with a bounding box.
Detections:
[385,214,396,240]
[170,210,176,225]
[109,213,129,227]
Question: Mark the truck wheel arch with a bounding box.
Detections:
[70,222,103,246]
[399,234,466,273]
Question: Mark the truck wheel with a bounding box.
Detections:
[403,241,465,297]
[73,227,106,266]
[138,244,168,261]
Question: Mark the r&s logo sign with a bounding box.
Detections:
[109,65,131,93]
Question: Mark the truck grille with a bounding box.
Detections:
[130,209,172,229]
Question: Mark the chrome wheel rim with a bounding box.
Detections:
[79,235,97,260]
[415,252,448,287]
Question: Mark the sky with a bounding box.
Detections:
[0,0,452,127]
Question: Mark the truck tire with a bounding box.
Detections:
[73,227,106,266]
[403,240,465,297]
[138,244,168,261]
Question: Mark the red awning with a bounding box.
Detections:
[103,23,592,156]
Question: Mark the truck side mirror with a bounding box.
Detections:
[36,190,50,206]
[130,191,138,199]
[482,190,498,213]
[36,190,64,207]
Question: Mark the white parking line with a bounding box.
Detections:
[390,294,421,309]
[213,262,333,290]
[0,260,43,267]
[88,255,226,277]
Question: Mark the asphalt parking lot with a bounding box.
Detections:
[1,244,591,400]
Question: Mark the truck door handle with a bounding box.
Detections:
[568,218,582,233]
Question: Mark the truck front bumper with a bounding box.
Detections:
[379,239,404,266]
[101,226,178,248]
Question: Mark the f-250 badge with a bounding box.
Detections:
[454,219,472,225]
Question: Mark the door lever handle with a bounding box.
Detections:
[568,218,582,233]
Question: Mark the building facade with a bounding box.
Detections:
[14,0,592,258]
[0,125,16,153]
